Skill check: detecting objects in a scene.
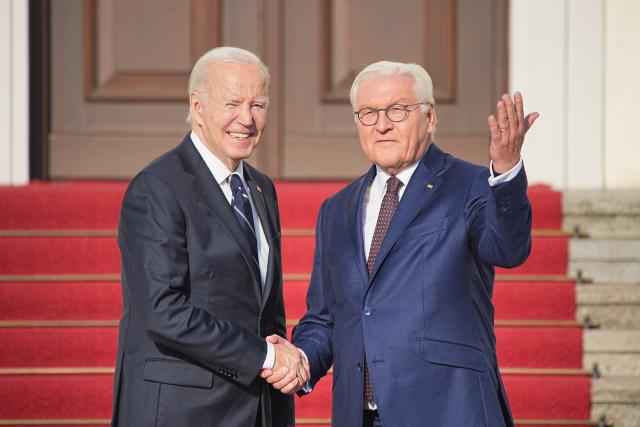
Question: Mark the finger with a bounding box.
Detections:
[279,377,300,395]
[259,369,272,379]
[265,368,289,384]
[488,115,501,142]
[273,371,298,390]
[514,91,525,134]
[496,99,509,131]
[524,112,540,133]
[502,94,517,136]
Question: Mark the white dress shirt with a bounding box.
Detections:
[190,131,275,369]
[361,156,523,409]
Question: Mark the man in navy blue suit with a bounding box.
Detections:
[283,61,538,426]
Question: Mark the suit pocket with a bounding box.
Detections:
[143,358,214,389]
[403,217,448,242]
[419,338,486,372]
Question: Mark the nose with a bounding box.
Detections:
[236,104,255,127]
[375,111,393,133]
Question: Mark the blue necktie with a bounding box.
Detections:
[229,174,259,272]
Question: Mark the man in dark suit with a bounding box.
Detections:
[111,47,306,427]
[289,61,539,426]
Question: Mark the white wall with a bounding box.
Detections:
[0,0,29,185]
[605,0,640,189]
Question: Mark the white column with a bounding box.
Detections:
[0,0,29,185]
[510,0,567,188]
[510,0,605,190]
[605,0,640,189]
[567,0,604,189]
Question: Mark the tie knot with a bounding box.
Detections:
[386,176,403,195]
[229,173,243,192]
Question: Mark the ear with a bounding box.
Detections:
[190,92,204,126]
[427,106,437,134]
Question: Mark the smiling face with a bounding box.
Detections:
[190,62,268,171]
[355,74,436,176]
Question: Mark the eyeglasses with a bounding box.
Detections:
[354,103,426,126]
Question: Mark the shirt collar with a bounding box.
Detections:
[371,160,421,199]
[190,131,244,185]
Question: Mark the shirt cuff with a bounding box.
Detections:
[298,348,313,393]
[488,158,523,186]
[262,341,275,369]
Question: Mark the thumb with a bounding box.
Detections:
[265,334,282,344]
[524,112,540,132]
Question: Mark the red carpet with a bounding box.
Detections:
[0,182,589,426]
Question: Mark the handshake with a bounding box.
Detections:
[259,334,310,395]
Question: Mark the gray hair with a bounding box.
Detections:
[187,46,270,123]
[349,61,435,113]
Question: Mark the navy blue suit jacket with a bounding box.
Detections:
[292,144,532,427]
[111,135,293,427]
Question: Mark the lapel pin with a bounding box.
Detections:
[426,183,434,189]
[256,185,262,193]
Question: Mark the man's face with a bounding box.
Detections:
[190,62,268,171]
[355,74,435,176]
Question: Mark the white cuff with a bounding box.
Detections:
[298,348,313,393]
[262,341,275,369]
[488,158,523,186]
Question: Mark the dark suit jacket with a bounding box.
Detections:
[292,144,532,427]
[111,134,293,427]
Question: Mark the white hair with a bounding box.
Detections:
[349,61,435,113]
[187,46,270,123]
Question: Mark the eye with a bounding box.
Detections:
[389,104,407,112]
[359,108,376,118]
[251,103,266,110]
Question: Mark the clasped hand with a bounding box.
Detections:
[259,334,310,395]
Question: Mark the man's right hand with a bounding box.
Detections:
[259,335,309,394]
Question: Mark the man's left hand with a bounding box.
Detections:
[488,92,539,174]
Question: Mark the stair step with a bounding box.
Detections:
[0,373,589,419]
[0,419,606,427]
[0,280,576,321]
[0,235,568,275]
[0,324,582,369]
[0,182,562,229]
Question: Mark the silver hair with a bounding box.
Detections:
[349,61,435,113]
[187,46,270,123]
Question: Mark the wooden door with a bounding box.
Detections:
[47,0,506,179]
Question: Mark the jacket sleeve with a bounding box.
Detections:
[464,164,533,268]
[291,201,335,392]
[118,172,266,386]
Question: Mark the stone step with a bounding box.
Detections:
[570,240,640,262]
[564,191,640,216]
[564,215,640,238]
[577,284,640,329]
[584,330,640,353]
[591,377,640,427]
[569,261,640,284]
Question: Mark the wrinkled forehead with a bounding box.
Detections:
[207,63,268,94]
[356,74,417,108]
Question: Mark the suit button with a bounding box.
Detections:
[357,362,363,372]
[363,306,371,316]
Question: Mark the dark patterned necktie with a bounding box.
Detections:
[229,174,259,269]
[364,175,403,402]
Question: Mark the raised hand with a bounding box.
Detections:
[259,335,310,395]
[487,92,539,174]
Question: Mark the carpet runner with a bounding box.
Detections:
[0,181,593,426]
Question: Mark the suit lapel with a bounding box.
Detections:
[367,144,447,284]
[181,140,263,305]
[350,166,377,285]
[244,167,276,308]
